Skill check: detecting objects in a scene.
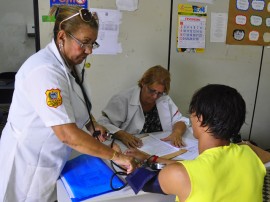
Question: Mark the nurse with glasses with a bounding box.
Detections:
[0,5,137,202]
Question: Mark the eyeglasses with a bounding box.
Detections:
[146,86,166,97]
[59,8,98,31]
[67,32,100,50]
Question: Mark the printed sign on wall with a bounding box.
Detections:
[42,0,88,22]
[50,0,88,9]
[226,0,270,46]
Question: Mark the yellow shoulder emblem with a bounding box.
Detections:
[45,88,62,108]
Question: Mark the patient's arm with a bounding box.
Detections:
[242,141,270,164]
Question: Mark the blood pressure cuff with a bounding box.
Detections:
[126,167,166,195]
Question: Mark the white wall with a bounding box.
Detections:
[0,0,35,73]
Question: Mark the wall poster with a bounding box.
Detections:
[50,0,88,8]
[226,0,270,46]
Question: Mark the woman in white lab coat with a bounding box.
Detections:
[98,65,190,148]
[0,5,136,202]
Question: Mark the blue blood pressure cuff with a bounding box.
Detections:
[126,167,166,195]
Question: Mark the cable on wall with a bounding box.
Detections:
[248,46,264,140]
[167,0,173,72]
[33,0,40,52]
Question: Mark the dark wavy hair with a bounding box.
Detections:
[188,84,246,140]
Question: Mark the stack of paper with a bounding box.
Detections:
[138,130,199,160]
[139,135,181,157]
[60,154,125,202]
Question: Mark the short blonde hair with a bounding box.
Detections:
[138,65,171,93]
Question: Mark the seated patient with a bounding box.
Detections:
[126,84,270,202]
[98,65,189,148]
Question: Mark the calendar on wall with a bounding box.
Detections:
[177,4,207,53]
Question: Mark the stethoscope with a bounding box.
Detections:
[59,42,100,138]
[72,64,101,138]
[70,60,129,190]
[59,41,129,191]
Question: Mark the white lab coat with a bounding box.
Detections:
[0,40,91,202]
[98,86,189,135]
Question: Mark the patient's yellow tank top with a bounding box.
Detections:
[176,144,266,202]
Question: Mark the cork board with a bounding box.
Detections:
[226,0,270,46]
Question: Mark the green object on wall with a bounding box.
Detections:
[42,15,55,22]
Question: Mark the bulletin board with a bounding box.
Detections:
[226,0,270,46]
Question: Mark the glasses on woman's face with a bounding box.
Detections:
[146,86,166,98]
[59,8,98,31]
[67,32,100,50]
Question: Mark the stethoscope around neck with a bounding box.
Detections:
[70,59,101,138]
[72,62,129,191]
[58,41,100,136]
[61,54,131,191]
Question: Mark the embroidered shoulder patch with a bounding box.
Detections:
[45,88,62,108]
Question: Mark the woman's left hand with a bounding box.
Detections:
[125,148,149,162]
[160,132,186,148]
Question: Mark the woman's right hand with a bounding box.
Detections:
[115,130,143,148]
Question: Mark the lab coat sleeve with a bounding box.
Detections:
[168,97,190,127]
[23,65,76,127]
[98,94,128,134]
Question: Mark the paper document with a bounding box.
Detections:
[90,8,122,55]
[175,137,199,160]
[139,129,199,160]
[210,13,228,42]
[116,0,139,11]
[139,134,181,157]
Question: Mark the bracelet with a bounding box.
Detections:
[143,155,154,165]
[152,155,159,163]
[110,151,118,161]
[144,155,159,165]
